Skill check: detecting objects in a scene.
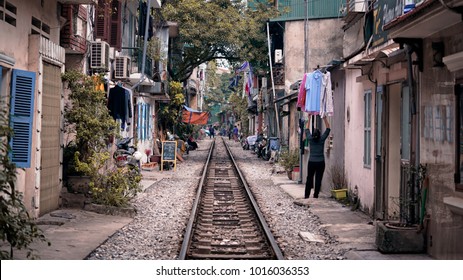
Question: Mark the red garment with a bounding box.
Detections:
[297,73,307,109]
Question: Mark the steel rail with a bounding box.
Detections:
[222,138,284,260]
[177,139,215,260]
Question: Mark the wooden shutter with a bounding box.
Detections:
[95,0,110,42]
[9,69,36,168]
[95,0,121,50]
[110,0,122,51]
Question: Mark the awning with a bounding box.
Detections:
[128,73,155,86]
[274,91,298,103]
[347,41,402,67]
[182,105,209,125]
[384,0,463,39]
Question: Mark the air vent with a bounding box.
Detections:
[90,40,110,71]
[114,56,131,79]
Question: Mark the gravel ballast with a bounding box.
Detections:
[87,138,349,260]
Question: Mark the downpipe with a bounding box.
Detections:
[405,43,420,225]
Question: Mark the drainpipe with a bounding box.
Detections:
[405,43,418,225]
[131,0,151,90]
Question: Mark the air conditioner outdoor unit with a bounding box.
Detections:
[114,56,131,79]
[90,40,110,71]
[348,0,366,13]
[275,49,283,64]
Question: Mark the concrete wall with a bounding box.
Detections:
[420,24,463,259]
[0,0,62,216]
[283,18,344,182]
[284,19,344,84]
[323,68,345,190]
[344,68,375,213]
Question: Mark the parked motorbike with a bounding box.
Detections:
[113,137,142,171]
[255,135,267,158]
[244,135,257,150]
[261,137,281,161]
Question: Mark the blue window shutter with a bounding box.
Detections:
[10,69,36,168]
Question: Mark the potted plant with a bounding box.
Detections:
[279,149,300,180]
[328,164,348,200]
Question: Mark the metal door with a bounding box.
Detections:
[39,63,62,215]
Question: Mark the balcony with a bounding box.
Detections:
[130,51,153,78]
[60,4,87,54]
[342,0,367,24]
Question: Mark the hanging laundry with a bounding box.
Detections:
[296,68,334,116]
[123,87,133,129]
[296,73,308,109]
[304,69,323,114]
[320,71,334,118]
[107,83,128,127]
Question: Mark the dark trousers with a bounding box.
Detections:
[305,161,325,198]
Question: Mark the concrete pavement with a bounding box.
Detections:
[274,175,433,260]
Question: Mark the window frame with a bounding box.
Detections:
[364,89,372,168]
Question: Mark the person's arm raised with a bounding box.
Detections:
[323,117,330,129]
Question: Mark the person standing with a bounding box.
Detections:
[210,125,215,139]
[232,125,239,141]
[304,116,331,199]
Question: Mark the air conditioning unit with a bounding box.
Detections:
[114,56,131,79]
[275,49,283,64]
[348,0,366,13]
[90,40,110,71]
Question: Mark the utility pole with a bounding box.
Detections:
[299,0,309,184]
[266,22,281,141]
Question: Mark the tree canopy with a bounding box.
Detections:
[162,0,279,82]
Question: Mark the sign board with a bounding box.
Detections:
[161,141,177,171]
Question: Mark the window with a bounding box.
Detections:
[375,85,383,157]
[31,16,50,39]
[95,0,121,51]
[137,102,151,141]
[9,69,36,168]
[0,0,17,27]
[456,84,463,191]
[364,90,372,167]
[72,7,85,38]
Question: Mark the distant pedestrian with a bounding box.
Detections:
[209,126,215,139]
[304,116,331,199]
[232,125,239,141]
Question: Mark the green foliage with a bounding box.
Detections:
[162,0,279,82]
[227,92,249,133]
[62,71,141,207]
[0,105,49,259]
[62,71,116,166]
[278,149,300,172]
[90,167,142,207]
[158,81,185,131]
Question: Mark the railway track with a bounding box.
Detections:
[178,137,283,260]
